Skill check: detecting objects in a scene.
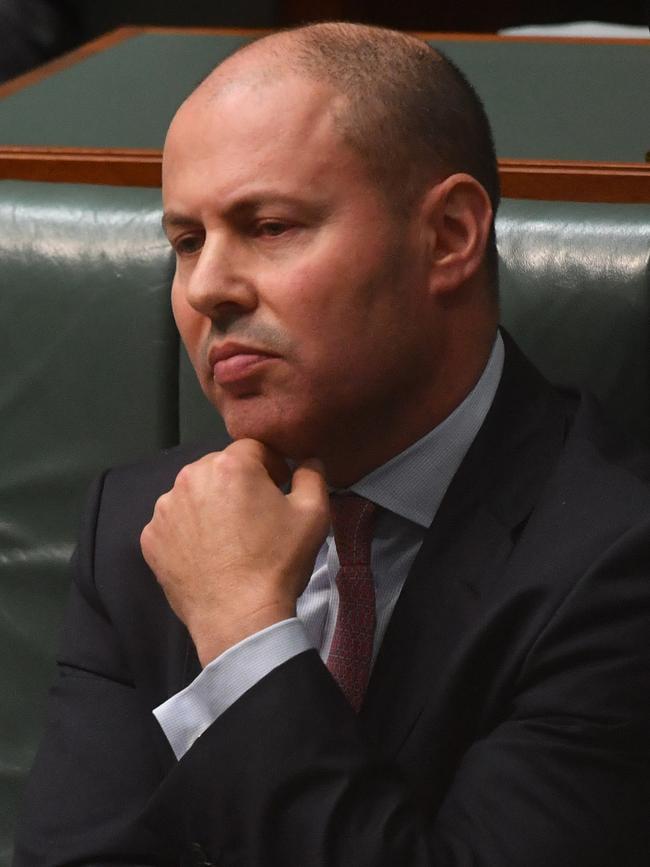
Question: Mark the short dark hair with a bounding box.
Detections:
[288,23,501,289]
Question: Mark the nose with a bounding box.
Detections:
[183,233,258,324]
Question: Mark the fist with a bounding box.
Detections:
[140,439,329,666]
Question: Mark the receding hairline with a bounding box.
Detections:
[189,24,448,109]
[180,25,463,210]
[187,23,498,199]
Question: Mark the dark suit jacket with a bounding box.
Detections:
[13,337,650,866]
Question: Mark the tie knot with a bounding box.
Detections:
[330,494,377,568]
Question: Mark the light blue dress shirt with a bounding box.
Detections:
[154,333,505,759]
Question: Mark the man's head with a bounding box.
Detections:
[162,23,500,485]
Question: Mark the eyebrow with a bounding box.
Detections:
[161,212,200,235]
[161,194,328,236]
[228,194,330,224]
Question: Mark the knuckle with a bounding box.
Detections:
[228,437,256,453]
[198,449,224,469]
[174,464,192,486]
[213,448,245,476]
[227,438,264,466]
[211,448,230,465]
[139,523,153,556]
[153,491,170,515]
[210,450,234,475]
[300,494,329,530]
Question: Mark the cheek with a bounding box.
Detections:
[275,253,375,333]
[171,281,203,359]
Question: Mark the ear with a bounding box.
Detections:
[420,173,494,296]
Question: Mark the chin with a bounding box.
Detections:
[221,399,324,460]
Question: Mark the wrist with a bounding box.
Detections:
[193,601,297,667]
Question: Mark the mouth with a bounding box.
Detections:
[208,341,279,386]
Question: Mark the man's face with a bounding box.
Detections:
[163,74,439,473]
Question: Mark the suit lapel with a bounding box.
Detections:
[360,334,574,756]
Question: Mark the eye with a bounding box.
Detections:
[173,232,205,256]
[255,220,293,238]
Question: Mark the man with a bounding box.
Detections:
[14,22,650,866]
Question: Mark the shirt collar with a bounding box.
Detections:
[348,332,504,528]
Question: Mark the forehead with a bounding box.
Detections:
[162,74,357,194]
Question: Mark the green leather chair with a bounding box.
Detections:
[0,179,648,864]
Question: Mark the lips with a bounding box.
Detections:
[208,342,278,386]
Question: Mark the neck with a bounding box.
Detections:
[320,325,499,488]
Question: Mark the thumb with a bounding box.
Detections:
[289,458,329,519]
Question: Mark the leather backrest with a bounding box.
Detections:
[0,180,648,863]
[498,199,650,443]
[0,181,177,862]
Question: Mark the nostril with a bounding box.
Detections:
[211,302,253,333]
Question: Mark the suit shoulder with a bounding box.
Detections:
[569,394,650,506]
[530,395,650,556]
[95,438,224,529]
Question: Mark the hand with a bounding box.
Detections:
[140,439,329,666]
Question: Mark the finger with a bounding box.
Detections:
[226,438,291,487]
[289,458,329,509]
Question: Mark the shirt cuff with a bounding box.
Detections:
[153,618,313,760]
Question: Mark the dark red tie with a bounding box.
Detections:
[326,494,378,712]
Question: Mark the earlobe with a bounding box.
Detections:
[422,173,493,296]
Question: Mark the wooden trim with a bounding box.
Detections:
[499,160,650,204]
[2,147,649,203]
[0,27,143,99]
[0,146,162,187]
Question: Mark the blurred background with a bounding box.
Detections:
[1,0,648,84]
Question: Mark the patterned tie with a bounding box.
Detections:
[326,494,378,712]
